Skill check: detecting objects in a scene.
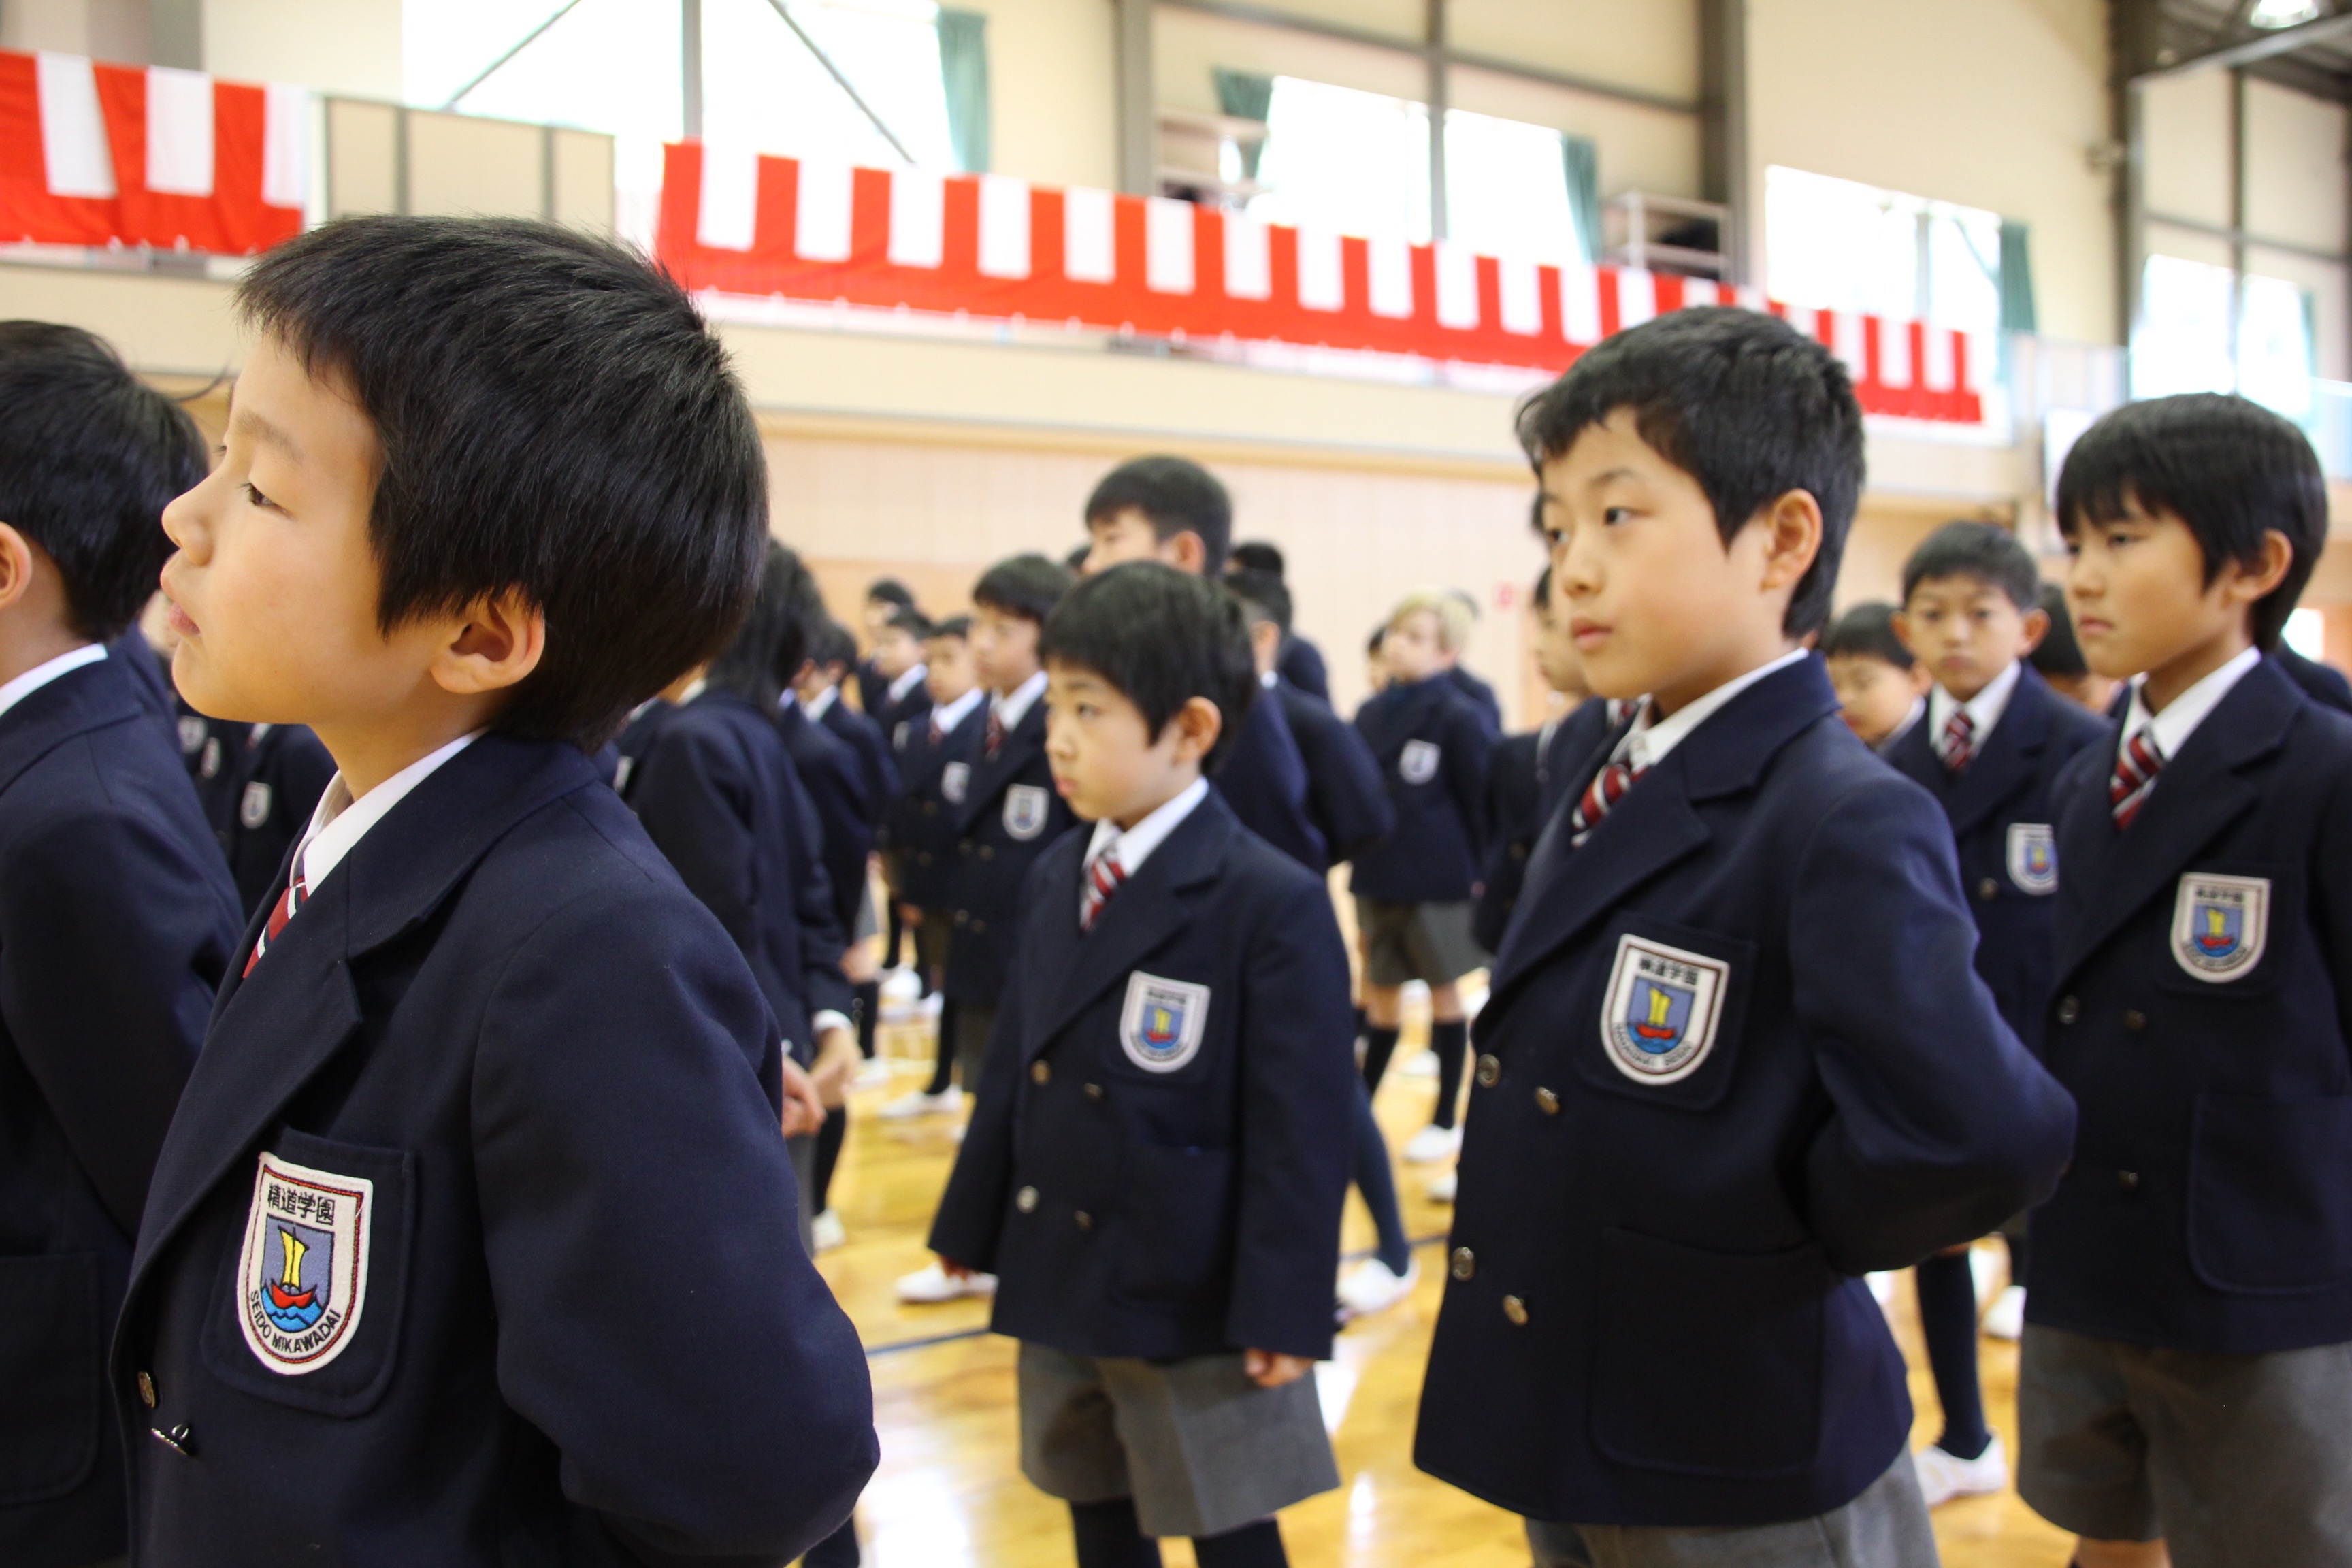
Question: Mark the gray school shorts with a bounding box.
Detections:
[1526,1450,1936,1568]
[1356,898,1487,988]
[2016,1323,2352,1563]
[1017,1341,1339,1539]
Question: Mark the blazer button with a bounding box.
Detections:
[2117,1169,2140,1190]
[1074,1211,1093,1231]
[137,1371,157,1408]
[917,852,933,866]
[954,910,970,927]
[1450,1247,1475,1281]
[979,845,996,861]
[1510,843,1528,860]
[923,802,938,816]
[1978,877,2000,902]
[972,919,988,934]
[1475,1054,1501,1089]
[2124,1009,2147,1033]
[1017,1185,1039,1212]
[1535,1087,1560,1115]
[1502,1294,1529,1326]
[1031,1060,1051,1085]
[960,843,973,856]
[149,1422,195,1458]
[1084,1083,1105,1102]
[2055,996,2080,1025]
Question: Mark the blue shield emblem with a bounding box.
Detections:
[238,1152,375,1375]
[260,1218,332,1333]
[2170,872,2269,982]
[1623,976,1693,1057]
[1120,971,1211,1073]
[1601,934,1729,1085]
[2190,897,2242,961]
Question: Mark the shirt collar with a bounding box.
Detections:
[1616,648,1808,772]
[294,730,481,895]
[0,642,104,721]
[887,664,928,703]
[931,686,983,731]
[800,684,839,721]
[1083,777,1209,881]
[1927,659,2022,744]
[1259,670,1278,689]
[994,669,1047,731]
[2124,645,2261,763]
[676,676,709,707]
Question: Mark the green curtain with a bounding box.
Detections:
[938,9,990,174]
[1997,218,2038,335]
[1561,134,1602,265]
[1213,67,1273,182]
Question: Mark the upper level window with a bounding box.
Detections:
[1765,165,2002,335]
[2132,254,2315,421]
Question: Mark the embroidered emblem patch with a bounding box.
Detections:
[1120,972,1210,1073]
[1400,740,1441,785]
[199,736,222,781]
[1004,783,1050,840]
[178,715,207,756]
[2171,872,2268,983]
[2006,823,2057,896]
[240,781,274,830]
[941,761,970,805]
[236,1152,374,1375]
[610,755,636,795]
[1600,934,1729,1085]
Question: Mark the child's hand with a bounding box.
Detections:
[778,1058,826,1139]
[1244,1350,1313,1388]
[810,1025,860,1109]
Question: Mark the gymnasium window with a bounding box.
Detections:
[2132,255,2317,423]
[1764,165,2007,337]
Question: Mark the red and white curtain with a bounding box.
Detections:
[657,141,1989,426]
[0,49,306,255]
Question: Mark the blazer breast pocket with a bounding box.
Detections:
[1570,917,1757,1113]
[202,1128,413,1418]
[2153,863,2293,998]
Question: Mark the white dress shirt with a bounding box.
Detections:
[800,684,839,722]
[291,730,480,894]
[1611,648,1810,772]
[1927,658,2023,751]
[994,670,1048,732]
[1078,777,1210,924]
[2123,645,2262,764]
[887,664,928,705]
[929,685,983,736]
[0,642,105,722]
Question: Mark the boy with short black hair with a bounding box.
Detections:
[1883,519,2108,1507]
[0,321,242,1568]
[1227,542,1330,700]
[199,717,337,917]
[2027,393,2352,1568]
[1082,453,1233,577]
[1351,587,1493,1167]
[127,216,875,1563]
[1824,600,1930,751]
[855,574,917,715]
[871,602,935,737]
[930,562,1354,1568]
[1416,307,2074,1567]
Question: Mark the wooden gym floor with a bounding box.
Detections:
[813,1004,2078,1568]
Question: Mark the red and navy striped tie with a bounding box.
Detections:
[1938,709,1976,773]
[1079,841,1126,931]
[2110,726,2163,828]
[985,707,1004,760]
[1569,758,1648,847]
[243,870,308,977]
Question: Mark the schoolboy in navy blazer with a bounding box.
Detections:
[778,693,875,940]
[1416,310,2072,1559]
[806,620,902,821]
[1208,680,1326,870]
[203,721,338,917]
[0,324,240,1568]
[1350,668,1492,905]
[118,218,875,1567]
[886,677,986,917]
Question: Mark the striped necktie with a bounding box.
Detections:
[985,706,1004,760]
[2110,725,2163,828]
[1568,757,1648,847]
[1079,840,1126,931]
[928,713,945,745]
[1938,708,1976,773]
[243,870,309,977]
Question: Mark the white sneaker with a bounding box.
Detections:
[878,1085,961,1120]
[1867,1271,1897,1308]
[853,1056,893,1090]
[1982,1284,2026,1341]
[1424,1170,1457,1203]
[1401,1049,1439,1079]
[1912,1433,2008,1507]
[894,1262,996,1303]
[1403,1124,1462,1164]
[811,1208,847,1252]
[1337,1256,1419,1319]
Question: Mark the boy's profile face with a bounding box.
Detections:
[1383,610,1448,683]
[1827,652,1928,747]
[1043,659,1215,827]
[970,603,1041,694]
[872,625,921,680]
[2064,492,2291,693]
[1894,574,2046,703]
[1530,592,1589,700]
[1541,409,1820,715]
[1083,507,1201,576]
[924,633,975,704]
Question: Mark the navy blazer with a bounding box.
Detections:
[1884,666,2107,1054]
[1447,664,1504,733]
[882,700,985,912]
[2279,646,2352,714]
[1209,683,1326,873]
[112,735,876,1568]
[634,689,851,1073]
[110,632,185,756]
[1275,678,1393,869]
[2035,656,2352,1355]
[817,696,901,826]
[870,675,934,742]
[1276,635,1330,702]
[1350,675,1494,904]
[0,653,240,1568]
[608,698,673,802]
[943,696,1078,1009]
[201,723,338,920]
[1414,657,2074,1528]
[1473,700,1616,956]
[777,702,873,938]
[928,789,1355,1362]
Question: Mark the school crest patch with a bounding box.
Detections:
[178,715,207,756]
[941,761,970,806]
[1004,783,1051,841]
[1399,740,1441,785]
[1120,972,1210,1073]
[240,781,274,830]
[2171,872,2268,983]
[199,736,222,781]
[236,1152,374,1375]
[1600,934,1729,1085]
[2006,823,2057,896]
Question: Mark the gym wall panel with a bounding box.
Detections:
[203,0,402,103]
[1153,5,1434,116]
[2244,81,2347,259]
[1447,0,1699,105]
[2140,70,2232,230]
[955,0,1118,191]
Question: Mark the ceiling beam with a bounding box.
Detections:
[2135,4,2352,81]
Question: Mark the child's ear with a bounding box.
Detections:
[0,523,35,615]
[433,588,546,698]
[1754,490,1823,602]
[1908,662,1935,696]
[1890,609,1918,657]
[2020,604,2051,655]
[2225,529,2296,606]
[1160,531,1207,574]
[1167,695,1223,764]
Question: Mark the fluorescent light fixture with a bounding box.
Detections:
[2250,0,2322,28]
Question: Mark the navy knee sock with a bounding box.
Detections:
[1193,1519,1287,1568]
[2006,1227,2031,1290]
[810,1106,847,1214]
[1361,1026,1402,1093]
[1916,1252,1992,1460]
[1429,1018,1469,1131]
[1352,1083,1413,1274]
[924,1000,957,1096]
[1071,1498,1162,1568]
[852,979,881,1059]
